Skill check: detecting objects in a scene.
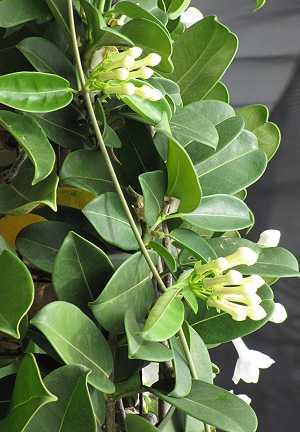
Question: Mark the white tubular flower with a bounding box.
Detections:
[269,302,287,323]
[208,298,248,321]
[222,292,262,307]
[203,270,243,289]
[247,304,267,320]
[232,338,275,384]
[105,54,135,71]
[104,82,136,96]
[129,66,154,80]
[225,247,258,269]
[241,275,265,293]
[96,67,129,81]
[180,7,204,28]
[230,390,252,405]
[134,85,163,101]
[194,257,229,275]
[257,229,281,247]
[128,46,143,59]
[130,53,162,70]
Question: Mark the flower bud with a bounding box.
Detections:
[257,229,281,247]
[104,54,135,71]
[241,275,265,292]
[129,66,154,80]
[134,85,163,101]
[207,298,248,321]
[269,302,287,323]
[247,304,267,321]
[180,7,204,28]
[128,46,143,59]
[203,270,243,289]
[129,53,162,70]
[103,82,136,96]
[194,257,229,276]
[96,67,129,81]
[226,247,258,268]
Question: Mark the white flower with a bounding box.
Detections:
[230,390,252,405]
[143,363,159,386]
[232,338,275,384]
[257,229,281,247]
[269,302,287,323]
[180,7,204,28]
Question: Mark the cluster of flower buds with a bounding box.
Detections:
[87,46,163,101]
[190,247,267,322]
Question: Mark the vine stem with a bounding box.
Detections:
[67,0,199,395]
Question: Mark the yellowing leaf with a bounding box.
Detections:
[0,214,45,246]
[57,186,95,210]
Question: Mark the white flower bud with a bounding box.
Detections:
[241,275,265,292]
[208,298,248,321]
[180,7,204,28]
[134,85,163,101]
[226,247,258,268]
[104,82,136,96]
[96,67,129,81]
[269,302,287,323]
[247,304,267,321]
[257,229,281,247]
[129,53,162,70]
[203,270,243,289]
[128,46,143,59]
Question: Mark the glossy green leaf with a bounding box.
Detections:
[60,149,114,195]
[31,301,115,393]
[0,0,49,28]
[121,18,173,73]
[169,337,192,397]
[25,365,97,432]
[170,228,217,262]
[143,286,184,342]
[16,221,74,273]
[150,77,182,108]
[191,285,274,344]
[148,241,177,272]
[83,192,141,251]
[126,414,159,432]
[0,355,56,432]
[114,1,165,28]
[152,380,258,432]
[203,82,229,103]
[167,0,191,19]
[196,130,268,196]
[180,195,252,232]
[256,0,266,10]
[46,0,70,38]
[167,137,202,213]
[237,104,268,131]
[170,104,219,149]
[0,160,58,215]
[125,309,173,362]
[139,170,166,227]
[91,252,157,333]
[0,111,55,184]
[0,72,73,113]
[53,231,114,308]
[169,16,238,104]
[17,37,75,85]
[0,250,34,339]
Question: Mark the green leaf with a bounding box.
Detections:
[143,286,184,342]
[17,37,75,85]
[256,0,266,10]
[46,0,70,38]
[152,380,258,432]
[191,284,274,344]
[167,137,202,213]
[0,72,73,113]
[60,149,115,195]
[170,228,217,262]
[0,355,56,432]
[167,0,191,19]
[126,414,159,432]
[114,1,165,28]
[0,250,34,339]
[83,192,141,251]
[25,365,97,432]
[196,130,267,196]
[180,195,253,232]
[0,160,58,215]
[169,16,238,104]
[53,231,114,309]
[148,241,177,272]
[90,252,157,333]
[203,82,229,103]
[16,221,74,273]
[169,337,192,397]
[31,301,115,393]
[139,170,166,227]
[170,104,219,149]
[125,309,173,362]
[0,0,49,28]
[121,18,173,73]
[32,107,87,150]
[0,111,55,185]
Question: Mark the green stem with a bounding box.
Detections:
[99,0,106,13]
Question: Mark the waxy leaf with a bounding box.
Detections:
[0,72,73,113]
[167,0,191,19]
[83,192,141,251]
[196,130,268,196]
[167,138,201,213]
[139,170,166,227]
[169,17,238,104]
[0,355,56,432]
[16,221,74,273]
[60,149,114,195]
[0,250,34,339]
[25,365,97,432]
[126,414,159,432]
[53,232,114,309]
[152,380,258,432]
[0,111,55,185]
[204,82,229,103]
[169,337,192,398]
[46,0,70,38]
[31,301,115,393]
[148,241,177,272]
[125,309,173,362]
[143,286,184,342]
[91,252,157,333]
[170,228,217,262]
[191,285,274,344]
[114,1,164,28]
[0,0,49,28]
[0,160,58,215]
[181,195,253,232]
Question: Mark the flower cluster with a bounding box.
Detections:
[87,46,163,101]
[190,247,267,321]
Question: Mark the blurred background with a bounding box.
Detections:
[191,0,300,430]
